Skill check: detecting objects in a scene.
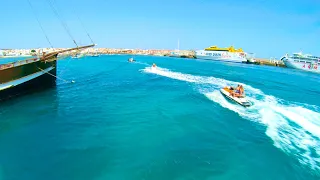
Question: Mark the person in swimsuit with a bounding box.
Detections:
[231,85,244,97]
[229,85,239,91]
[236,85,244,97]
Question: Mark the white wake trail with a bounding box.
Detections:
[143,66,320,170]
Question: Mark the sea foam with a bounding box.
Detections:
[143,66,320,170]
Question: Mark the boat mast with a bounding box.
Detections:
[178,39,180,52]
[27,0,53,48]
[27,0,96,61]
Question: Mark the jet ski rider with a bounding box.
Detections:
[230,84,244,97]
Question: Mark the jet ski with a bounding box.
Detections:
[128,58,135,62]
[220,86,252,107]
[151,63,157,69]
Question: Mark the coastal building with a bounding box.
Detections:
[1,47,186,59]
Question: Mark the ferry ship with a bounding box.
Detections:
[281,52,320,73]
[195,46,247,63]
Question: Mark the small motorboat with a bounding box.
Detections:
[220,86,252,107]
[92,54,100,57]
[71,54,83,59]
[128,57,135,62]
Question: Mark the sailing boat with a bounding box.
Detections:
[92,49,100,57]
[0,1,95,101]
[86,48,99,57]
[0,46,95,101]
[170,39,181,57]
[71,50,84,59]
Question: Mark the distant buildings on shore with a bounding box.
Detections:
[0,47,285,68]
[0,48,195,58]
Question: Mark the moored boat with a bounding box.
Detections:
[88,49,100,57]
[0,58,56,101]
[0,45,95,101]
[71,53,84,59]
[0,0,96,101]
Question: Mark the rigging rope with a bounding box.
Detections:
[46,0,79,47]
[48,0,96,76]
[37,67,75,83]
[61,0,95,45]
[74,11,95,45]
[58,57,73,76]
[27,0,53,48]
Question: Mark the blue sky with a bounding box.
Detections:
[1,0,319,58]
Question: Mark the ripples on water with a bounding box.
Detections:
[143,66,320,172]
[0,55,319,179]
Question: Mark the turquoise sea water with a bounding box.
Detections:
[0,55,320,180]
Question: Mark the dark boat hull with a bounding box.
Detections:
[0,60,57,101]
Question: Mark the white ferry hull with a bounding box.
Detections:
[195,50,246,63]
[283,58,320,73]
